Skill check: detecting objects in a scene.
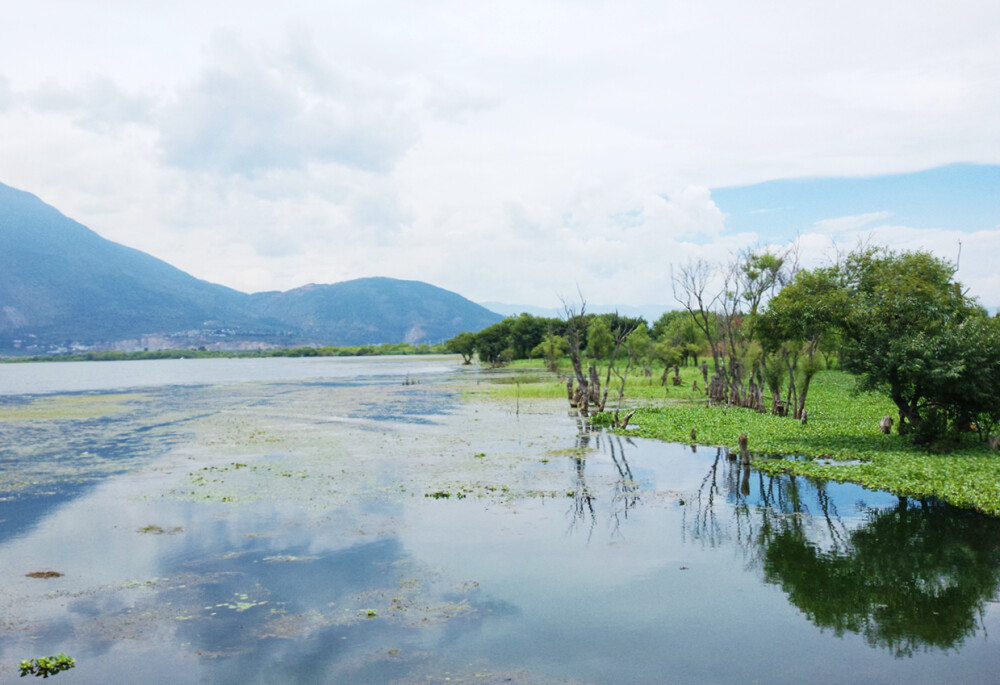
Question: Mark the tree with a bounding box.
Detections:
[474,319,512,365]
[508,313,549,360]
[561,297,591,413]
[757,267,848,418]
[836,249,985,439]
[672,260,723,376]
[586,314,641,412]
[531,333,569,372]
[585,317,614,362]
[652,310,704,365]
[445,331,477,364]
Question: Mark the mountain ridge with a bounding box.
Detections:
[0,182,501,353]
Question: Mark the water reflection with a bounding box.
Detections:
[685,448,1000,656]
[6,360,1000,683]
[566,419,642,540]
[761,499,1000,657]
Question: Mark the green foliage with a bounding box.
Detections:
[752,247,1000,442]
[650,310,688,341]
[531,334,569,371]
[628,370,1000,515]
[19,653,75,678]
[835,249,995,440]
[757,267,848,355]
[653,341,682,369]
[760,501,1000,656]
[625,326,653,365]
[508,313,549,360]
[445,331,477,364]
[585,318,614,361]
[463,313,565,365]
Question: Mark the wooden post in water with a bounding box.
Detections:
[738,432,749,465]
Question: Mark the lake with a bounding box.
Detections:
[2,356,1000,684]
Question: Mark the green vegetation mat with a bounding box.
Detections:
[479,361,1000,516]
[628,370,1000,516]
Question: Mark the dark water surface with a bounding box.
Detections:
[2,357,1000,684]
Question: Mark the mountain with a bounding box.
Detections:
[0,183,500,352]
[251,279,501,345]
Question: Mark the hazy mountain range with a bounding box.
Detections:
[0,183,501,353]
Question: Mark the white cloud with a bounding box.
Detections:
[158,33,419,176]
[0,75,12,111]
[29,78,154,133]
[812,211,892,235]
[0,1,997,309]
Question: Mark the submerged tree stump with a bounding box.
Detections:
[618,409,636,429]
[708,375,726,403]
[880,416,893,435]
[588,365,602,407]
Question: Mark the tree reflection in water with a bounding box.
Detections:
[688,449,1000,657]
[566,418,641,541]
[567,416,597,541]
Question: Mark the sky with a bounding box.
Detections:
[1,1,998,308]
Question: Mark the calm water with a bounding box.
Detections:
[2,357,1000,684]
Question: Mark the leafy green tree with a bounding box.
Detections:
[445,331,477,364]
[474,319,513,365]
[653,340,682,382]
[625,326,653,373]
[653,310,705,365]
[585,317,614,362]
[760,247,999,441]
[650,310,688,341]
[757,267,849,418]
[531,333,569,371]
[837,249,985,439]
[508,313,550,360]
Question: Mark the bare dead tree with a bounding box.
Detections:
[560,292,590,414]
[671,259,724,376]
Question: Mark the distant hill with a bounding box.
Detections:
[250,279,501,346]
[0,182,500,353]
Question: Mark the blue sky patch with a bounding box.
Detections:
[711,163,1000,241]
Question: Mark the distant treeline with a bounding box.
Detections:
[1,342,448,363]
[445,310,699,367]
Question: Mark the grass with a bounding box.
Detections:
[624,369,1000,516]
[468,357,1000,515]
[473,358,707,403]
